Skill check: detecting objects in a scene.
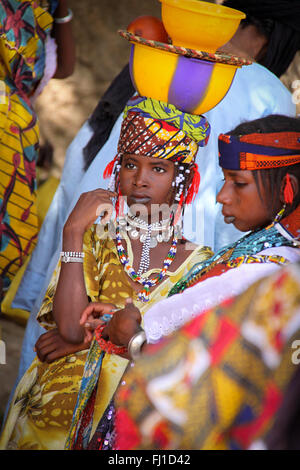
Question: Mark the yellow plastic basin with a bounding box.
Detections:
[130,42,239,115]
[160,0,245,52]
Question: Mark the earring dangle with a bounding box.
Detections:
[273,204,287,224]
[284,173,294,205]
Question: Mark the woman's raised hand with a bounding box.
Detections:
[63,188,117,238]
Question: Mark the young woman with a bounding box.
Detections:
[0,0,75,298]
[75,114,300,450]
[0,96,212,450]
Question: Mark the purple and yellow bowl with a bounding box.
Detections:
[128,38,242,115]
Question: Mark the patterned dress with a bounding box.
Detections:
[0,224,212,450]
[0,0,57,290]
[115,262,300,450]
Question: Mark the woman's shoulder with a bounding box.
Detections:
[175,240,213,273]
[179,239,213,258]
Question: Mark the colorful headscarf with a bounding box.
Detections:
[104,96,211,206]
[121,95,211,160]
[218,132,300,171]
[105,96,210,167]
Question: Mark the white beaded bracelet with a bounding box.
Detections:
[54,8,73,24]
[60,251,84,263]
[127,330,147,361]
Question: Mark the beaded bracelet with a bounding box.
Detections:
[95,324,128,355]
[60,251,84,263]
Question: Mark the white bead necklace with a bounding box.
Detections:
[118,214,173,275]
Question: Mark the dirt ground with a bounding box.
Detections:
[0,319,25,427]
[0,0,299,431]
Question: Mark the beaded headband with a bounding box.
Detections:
[218,132,300,170]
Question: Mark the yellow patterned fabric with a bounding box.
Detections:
[117,96,210,165]
[0,1,54,290]
[0,224,212,450]
[124,96,211,147]
[115,263,300,450]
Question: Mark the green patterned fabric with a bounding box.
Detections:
[123,96,211,145]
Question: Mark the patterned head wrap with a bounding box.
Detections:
[118,95,210,164]
[104,96,211,206]
[218,132,300,171]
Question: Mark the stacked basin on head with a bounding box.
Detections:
[121,0,250,115]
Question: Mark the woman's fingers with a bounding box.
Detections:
[96,202,114,225]
[37,341,58,361]
[83,318,105,342]
[84,319,104,329]
[66,189,117,232]
[34,329,59,351]
[80,302,117,325]
[35,338,58,362]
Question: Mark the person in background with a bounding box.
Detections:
[0,0,75,301]
[221,0,300,79]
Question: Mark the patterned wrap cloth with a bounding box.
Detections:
[0,0,56,289]
[106,95,210,172]
[114,262,300,450]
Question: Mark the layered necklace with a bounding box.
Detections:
[116,214,178,302]
[119,214,174,246]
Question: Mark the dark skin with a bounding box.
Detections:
[78,170,300,358]
[50,0,76,79]
[35,153,196,362]
[219,24,268,62]
[217,170,299,232]
[34,328,89,363]
[118,154,196,279]
[79,298,142,361]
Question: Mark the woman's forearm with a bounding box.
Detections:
[52,226,88,343]
[52,0,76,78]
[53,189,117,342]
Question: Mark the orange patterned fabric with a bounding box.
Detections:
[239,152,300,170]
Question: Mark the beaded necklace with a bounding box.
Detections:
[168,222,298,297]
[119,214,173,247]
[116,221,178,302]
